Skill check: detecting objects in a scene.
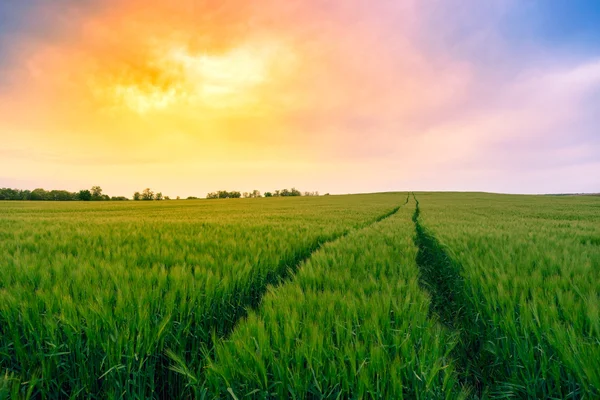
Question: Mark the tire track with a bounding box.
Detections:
[161,195,409,395]
[222,196,406,339]
[411,193,588,399]
[411,193,492,398]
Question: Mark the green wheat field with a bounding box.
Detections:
[1,193,599,399]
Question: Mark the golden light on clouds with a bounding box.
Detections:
[1,1,599,196]
[99,39,293,114]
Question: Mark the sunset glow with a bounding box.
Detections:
[100,40,289,114]
[1,1,599,196]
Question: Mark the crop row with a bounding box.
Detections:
[195,195,461,399]
[415,192,600,398]
[186,193,599,398]
[0,194,404,399]
[2,192,598,399]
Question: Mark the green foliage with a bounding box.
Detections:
[208,189,307,199]
[78,189,92,201]
[30,188,50,200]
[0,188,31,200]
[206,190,242,199]
[0,187,127,201]
[1,192,597,398]
[279,187,301,197]
[203,197,462,398]
[415,192,600,398]
[0,193,404,398]
[91,186,103,200]
[142,188,154,200]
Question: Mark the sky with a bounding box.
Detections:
[0,0,599,197]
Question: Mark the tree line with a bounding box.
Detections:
[206,188,324,199]
[132,188,173,201]
[0,186,128,201]
[0,186,326,201]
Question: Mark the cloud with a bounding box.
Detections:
[0,1,599,194]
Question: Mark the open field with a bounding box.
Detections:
[415,192,600,398]
[1,193,599,399]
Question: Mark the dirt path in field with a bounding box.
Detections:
[161,195,411,396]
[220,194,410,341]
[411,193,589,399]
[411,193,492,398]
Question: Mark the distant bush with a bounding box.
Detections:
[142,188,154,201]
[132,188,171,201]
[0,186,126,201]
[280,188,301,197]
[78,190,92,201]
[207,188,320,199]
[0,188,31,200]
[206,191,242,199]
[91,186,103,201]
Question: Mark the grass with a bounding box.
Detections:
[0,194,404,398]
[1,192,599,398]
[415,192,600,398]
[200,195,461,399]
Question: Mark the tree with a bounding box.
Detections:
[207,190,242,199]
[91,186,103,200]
[176,196,180,200]
[264,192,273,197]
[30,188,48,201]
[243,192,250,198]
[0,186,128,201]
[251,190,261,198]
[164,196,170,200]
[155,192,163,201]
[78,190,92,201]
[142,188,154,201]
[0,188,23,200]
[49,190,75,201]
[133,192,141,201]
[276,188,302,197]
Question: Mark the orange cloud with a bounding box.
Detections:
[1,1,598,195]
